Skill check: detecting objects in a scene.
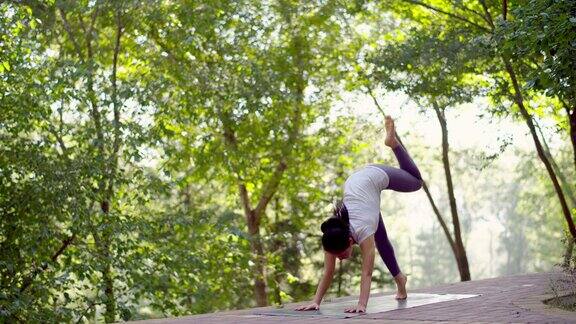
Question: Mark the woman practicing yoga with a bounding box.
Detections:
[296,116,423,313]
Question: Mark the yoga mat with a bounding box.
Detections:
[255,293,480,318]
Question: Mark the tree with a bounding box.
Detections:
[363,25,484,281]
[381,0,576,241]
[2,0,160,321]
[143,0,361,306]
[496,0,576,173]
[1,4,93,321]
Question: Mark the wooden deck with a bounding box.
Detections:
[130,272,576,323]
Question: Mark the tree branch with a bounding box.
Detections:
[239,184,253,218]
[106,7,124,199]
[253,161,288,218]
[452,1,493,28]
[402,0,491,33]
[19,234,76,293]
[57,8,84,61]
[74,299,98,324]
[147,28,197,86]
[220,119,255,215]
[83,1,101,64]
[366,83,387,117]
[72,3,106,196]
[250,32,306,220]
[47,125,68,158]
[478,0,495,29]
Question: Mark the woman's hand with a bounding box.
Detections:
[295,302,320,311]
[344,303,366,313]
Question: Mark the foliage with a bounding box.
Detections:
[1,0,575,322]
[495,0,576,107]
[367,26,486,107]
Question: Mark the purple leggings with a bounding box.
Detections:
[371,145,423,277]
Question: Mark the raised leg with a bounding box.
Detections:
[380,116,423,192]
[392,144,422,180]
[373,163,423,192]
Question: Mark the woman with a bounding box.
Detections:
[296,116,423,313]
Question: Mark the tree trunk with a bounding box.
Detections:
[503,58,576,239]
[366,87,464,280]
[569,109,576,174]
[102,260,115,323]
[536,121,576,208]
[563,238,574,268]
[101,13,123,322]
[433,103,471,281]
[421,182,458,253]
[99,201,116,323]
[246,209,268,306]
[57,4,123,322]
[272,273,282,305]
[217,26,303,307]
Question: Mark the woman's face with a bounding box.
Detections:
[333,237,353,260]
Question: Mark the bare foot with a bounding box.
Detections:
[394,273,407,300]
[384,116,400,148]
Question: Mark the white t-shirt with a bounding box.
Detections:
[343,165,390,244]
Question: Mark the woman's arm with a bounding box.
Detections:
[295,251,336,310]
[345,235,375,313]
[313,251,337,304]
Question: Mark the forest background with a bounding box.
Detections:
[1,0,575,322]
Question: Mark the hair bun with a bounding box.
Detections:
[321,217,347,233]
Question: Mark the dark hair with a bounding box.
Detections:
[321,200,350,253]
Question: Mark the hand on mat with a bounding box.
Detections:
[344,303,366,313]
[295,302,319,311]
